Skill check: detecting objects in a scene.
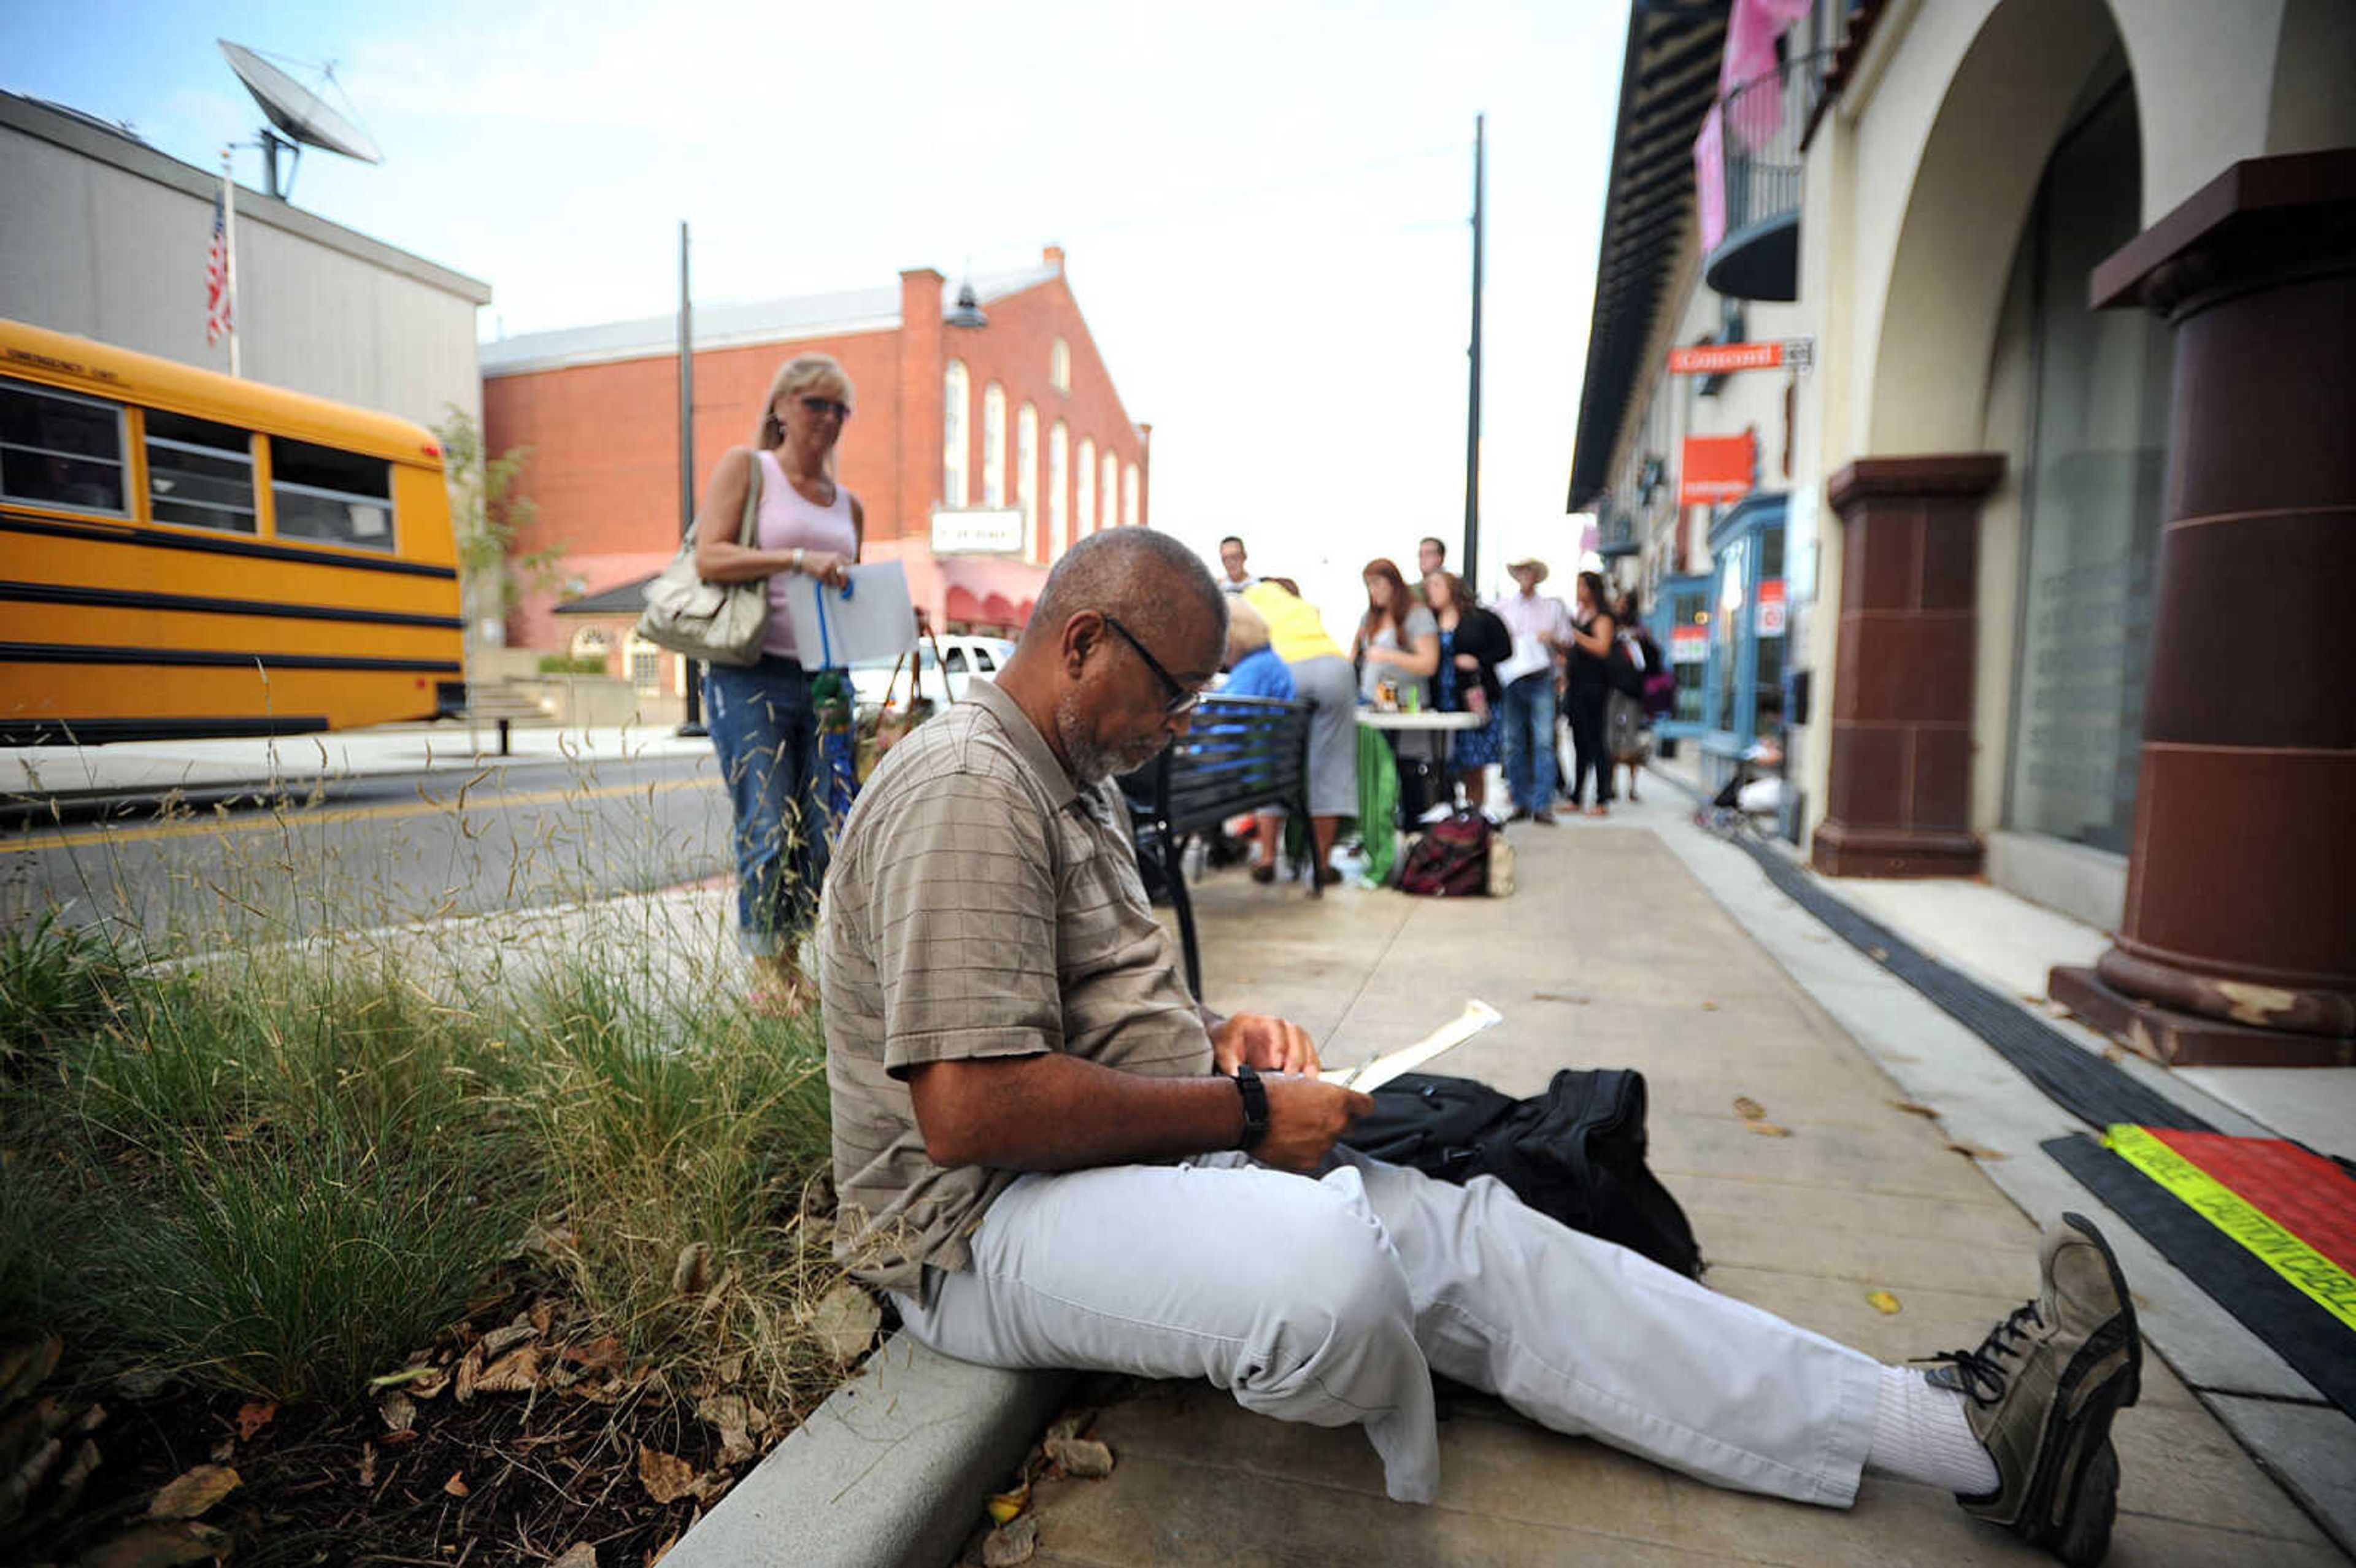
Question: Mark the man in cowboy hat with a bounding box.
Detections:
[1487,558,1573,822]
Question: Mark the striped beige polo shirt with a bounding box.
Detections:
[817,678,1214,1291]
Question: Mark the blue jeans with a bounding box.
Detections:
[706,657,834,958]
[1498,674,1558,812]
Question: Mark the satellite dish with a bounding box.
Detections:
[219,39,382,201]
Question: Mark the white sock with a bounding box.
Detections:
[1866,1364,2000,1494]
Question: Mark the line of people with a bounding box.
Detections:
[1210,533,1677,871]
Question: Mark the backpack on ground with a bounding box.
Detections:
[1396,809,1493,897]
[1341,1069,1704,1278]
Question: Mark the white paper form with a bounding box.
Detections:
[780,560,920,668]
[1321,1000,1505,1093]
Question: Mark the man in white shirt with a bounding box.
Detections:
[1217,536,1256,594]
[1487,558,1573,823]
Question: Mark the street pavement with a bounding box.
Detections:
[1006,790,2349,1568]
[0,721,714,810]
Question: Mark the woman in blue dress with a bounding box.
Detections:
[1423,570,1509,813]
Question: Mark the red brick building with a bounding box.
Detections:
[480,248,1149,696]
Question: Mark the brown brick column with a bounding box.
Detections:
[895,269,945,543]
[1811,454,2003,878]
[2048,152,2356,1066]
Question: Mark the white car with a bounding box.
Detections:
[848,636,1014,712]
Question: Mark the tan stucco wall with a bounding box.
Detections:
[1785,0,2336,856]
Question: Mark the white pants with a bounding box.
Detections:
[890,1149,1879,1504]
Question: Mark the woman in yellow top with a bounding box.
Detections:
[1241,578,1355,885]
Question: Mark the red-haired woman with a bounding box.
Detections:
[1352,558,1439,707]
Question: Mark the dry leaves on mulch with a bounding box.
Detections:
[146,1464,239,1519]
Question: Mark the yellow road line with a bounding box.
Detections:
[2,774,716,855]
[2104,1124,2356,1333]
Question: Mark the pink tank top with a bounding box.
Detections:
[752,449,860,661]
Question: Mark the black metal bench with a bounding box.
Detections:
[1119,693,1316,998]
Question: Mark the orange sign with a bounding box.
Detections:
[1668,339,1814,375]
[1669,342,1781,375]
[1679,433,1755,506]
[1756,577,1787,636]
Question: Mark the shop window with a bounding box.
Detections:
[272,438,393,550]
[2003,82,2170,854]
[0,377,127,515]
[145,410,256,533]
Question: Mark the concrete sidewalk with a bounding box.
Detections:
[1004,801,2345,1567]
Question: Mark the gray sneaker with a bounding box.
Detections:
[1923,1212,2142,1566]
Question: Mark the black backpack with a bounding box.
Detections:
[1342,1069,1703,1278]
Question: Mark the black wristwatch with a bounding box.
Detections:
[1232,1063,1270,1152]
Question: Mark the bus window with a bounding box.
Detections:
[145,409,257,534]
[272,438,393,550]
[0,376,128,515]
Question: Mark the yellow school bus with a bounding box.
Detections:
[0,319,464,744]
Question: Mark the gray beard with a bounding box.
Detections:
[1055,694,1163,786]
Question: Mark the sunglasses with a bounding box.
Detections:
[798,396,852,419]
[1099,613,1202,715]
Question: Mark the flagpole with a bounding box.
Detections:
[221,147,241,378]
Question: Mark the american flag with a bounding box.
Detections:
[205,183,232,345]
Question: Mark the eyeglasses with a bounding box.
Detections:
[798,396,852,419]
[1099,614,1202,716]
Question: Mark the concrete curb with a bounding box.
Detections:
[659,1333,1072,1568]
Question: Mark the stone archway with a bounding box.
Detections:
[1863,0,2125,456]
[1814,0,2136,877]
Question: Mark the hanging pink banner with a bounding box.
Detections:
[1722,0,1811,151]
[1693,110,1727,255]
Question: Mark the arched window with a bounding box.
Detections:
[1050,338,1071,394]
[1048,421,1069,559]
[982,382,1007,508]
[1123,462,1140,527]
[942,359,969,509]
[1101,450,1118,530]
[1076,436,1095,539]
[1017,403,1040,560]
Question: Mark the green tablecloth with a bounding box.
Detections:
[1355,721,1399,886]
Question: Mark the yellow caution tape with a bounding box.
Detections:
[2103,1124,2356,1334]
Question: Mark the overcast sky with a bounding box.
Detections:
[4,0,1622,622]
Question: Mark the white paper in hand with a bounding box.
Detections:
[1322,1000,1504,1093]
[1494,636,1551,688]
[780,559,918,668]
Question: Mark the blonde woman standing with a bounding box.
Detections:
[693,354,864,1010]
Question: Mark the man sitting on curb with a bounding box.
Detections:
[816,529,2143,1566]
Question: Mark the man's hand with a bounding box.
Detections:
[1255,1074,1374,1172]
[1210,1012,1319,1075]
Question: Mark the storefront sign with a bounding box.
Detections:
[1667,338,1813,376]
[1671,625,1710,664]
[1679,432,1756,506]
[931,507,1025,555]
[1755,578,1787,637]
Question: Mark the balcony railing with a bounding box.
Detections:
[1698,48,1832,302]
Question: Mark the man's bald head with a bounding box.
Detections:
[1027,529,1228,658]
